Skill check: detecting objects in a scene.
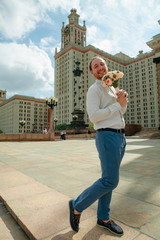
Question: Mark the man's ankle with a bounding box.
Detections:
[103,219,110,223]
[74,209,81,215]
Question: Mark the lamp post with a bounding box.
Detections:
[73,115,78,121]
[32,123,35,133]
[46,96,58,134]
[73,60,83,110]
[54,118,58,130]
[19,120,25,134]
[70,60,88,130]
[40,123,43,132]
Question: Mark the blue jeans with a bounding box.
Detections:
[73,130,126,220]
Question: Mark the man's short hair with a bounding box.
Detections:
[89,56,106,71]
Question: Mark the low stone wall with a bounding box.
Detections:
[55,133,96,140]
[55,129,93,136]
[0,133,96,141]
[0,133,55,141]
[0,124,142,141]
[125,124,142,136]
[55,124,142,137]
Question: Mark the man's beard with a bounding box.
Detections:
[96,76,102,80]
[96,72,106,80]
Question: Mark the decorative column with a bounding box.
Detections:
[46,97,58,139]
[54,118,58,130]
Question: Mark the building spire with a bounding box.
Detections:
[59,9,86,50]
[68,9,80,25]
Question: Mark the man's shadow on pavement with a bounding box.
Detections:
[51,225,115,240]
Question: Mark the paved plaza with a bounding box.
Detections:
[0,137,160,240]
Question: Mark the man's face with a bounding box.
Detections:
[90,58,108,80]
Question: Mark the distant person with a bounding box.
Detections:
[69,56,128,236]
[63,131,66,140]
[87,129,91,139]
[60,131,64,140]
[43,128,47,134]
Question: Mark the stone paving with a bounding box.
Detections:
[0,137,160,239]
[0,200,29,240]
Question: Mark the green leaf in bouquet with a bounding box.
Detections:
[113,73,117,79]
[112,80,118,88]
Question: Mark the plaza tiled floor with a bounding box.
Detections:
[0,137,160,239]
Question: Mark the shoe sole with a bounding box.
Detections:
[97,223,123,236]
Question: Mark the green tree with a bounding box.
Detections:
[56,123,67,130]
[89,123,94,129]
[0,129,3,134]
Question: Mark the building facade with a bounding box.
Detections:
[54,9,160,128]
[0,93,48,133]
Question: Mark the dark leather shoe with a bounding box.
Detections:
[97,219,123,236]
[69,200,81,232]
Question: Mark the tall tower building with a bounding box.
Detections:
[54,9,160,129]
[54,9,88,125]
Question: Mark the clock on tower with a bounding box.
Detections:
[64,25,70,36]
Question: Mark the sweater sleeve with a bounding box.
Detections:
[120,105,127,115]
[86,87,122,124]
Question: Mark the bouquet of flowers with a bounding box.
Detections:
[101,70,124,88]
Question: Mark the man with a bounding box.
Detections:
[69,56,128,236]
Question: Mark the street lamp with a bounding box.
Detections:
[54,118,58,130]
[73,115,78,121]
[46,96,58,134]
[19,120,25,134]
[40,123,43,132]
[32,123,35,133]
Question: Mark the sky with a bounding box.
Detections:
[0,0,160,99]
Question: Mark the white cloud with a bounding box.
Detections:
[39,0,80,13]
[0,0,44,39]
[80,0,160,56]
[87,25,113,52]
[0,42,54,98]
[0,0,81,40]
[87,25,97,42]
[40,37,61,55]
[0,0,160,100]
